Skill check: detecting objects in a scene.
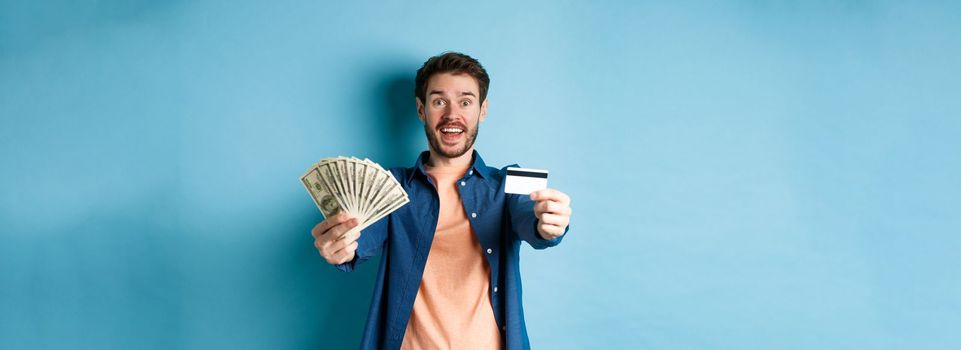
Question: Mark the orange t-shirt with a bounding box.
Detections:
[400,163,502,350]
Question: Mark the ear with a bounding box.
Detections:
[479,99,488,123]
[415,97,426,123]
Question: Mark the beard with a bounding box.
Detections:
[424,119,479,159]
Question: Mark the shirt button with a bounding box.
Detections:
[487,248,493,254]
[494,286,498,293]
[471,212,477,218]
[469,170,473,175]
[460,181,466,186]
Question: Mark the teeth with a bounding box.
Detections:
[441,128,463,133]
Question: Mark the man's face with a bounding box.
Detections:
[416,72,488,159]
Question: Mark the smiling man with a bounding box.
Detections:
[310,52,572,350]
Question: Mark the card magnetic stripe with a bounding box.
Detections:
[506,169,548,178]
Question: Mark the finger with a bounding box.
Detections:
[538,223,566,237]
[532,205,559,220]
[312,212,352,238]
[330,241,359,264]
[534,200,548,214]
[529,188,558,201]
[334,240,359,257]
[337,227,362,243]
[530,188,571,206]
[323,218,360,242]
[540,225,564,237]
[535,201,571,216]
[539,213,569,227]
[321,237,343,261]
[327,230,361,253]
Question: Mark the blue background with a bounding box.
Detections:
[2,1,959,349]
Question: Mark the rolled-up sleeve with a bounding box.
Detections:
[508,193,568,250]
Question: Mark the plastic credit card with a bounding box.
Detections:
[504,167,548,195]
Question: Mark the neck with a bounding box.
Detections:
[425,147,474,169]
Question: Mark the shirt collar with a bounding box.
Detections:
[407,150,495,185]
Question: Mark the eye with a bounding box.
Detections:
[432,99,447,107]
[460,99,472,107]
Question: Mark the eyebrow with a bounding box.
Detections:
[428,90,477,97]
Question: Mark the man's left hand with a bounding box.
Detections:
[531,188,572,240]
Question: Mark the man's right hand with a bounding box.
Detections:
[311,212,361,265]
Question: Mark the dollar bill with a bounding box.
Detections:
[301,156,410,230]
[301,166,341,218]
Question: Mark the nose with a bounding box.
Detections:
[441,105,460,121]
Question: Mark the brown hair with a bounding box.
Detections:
[415,52,490,104]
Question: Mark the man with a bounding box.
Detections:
[310,52,572,350]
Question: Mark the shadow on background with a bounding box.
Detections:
[372,72,424,167]
[282,210,380,350]
[279,70,422,349]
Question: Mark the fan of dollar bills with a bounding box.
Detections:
[301,156,410,232]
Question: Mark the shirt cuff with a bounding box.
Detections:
[528,220,568,249]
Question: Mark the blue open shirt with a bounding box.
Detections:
[336,150,568,350]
